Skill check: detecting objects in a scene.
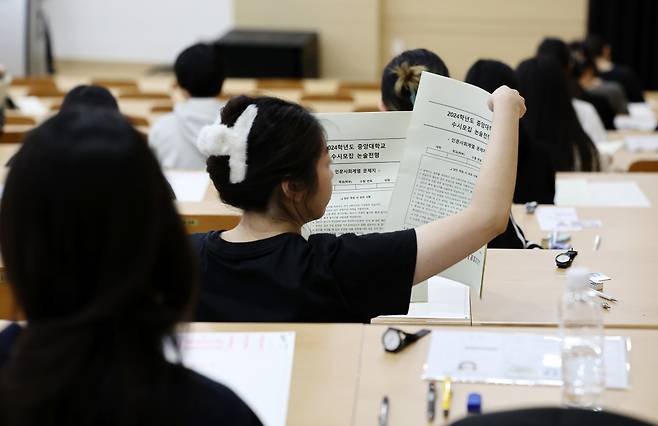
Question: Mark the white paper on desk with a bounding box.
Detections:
[596,140,625,155]
[614,103,658,131]
[179,332,295,426]
[624,135,658,153]
[423,331,630,389]
[164,171,210,202]
[556,179,651,207]
[385,72,490,296]
[377,276,470,320]
[15,97,49,116]
[535,207,582,231]
[307,112,410,234]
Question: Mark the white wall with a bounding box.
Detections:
[43,0,234,64]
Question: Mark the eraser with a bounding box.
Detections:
[467,393,482,414]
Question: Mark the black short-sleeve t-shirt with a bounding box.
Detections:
[191,230,417,323]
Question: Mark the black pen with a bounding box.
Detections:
[379,396,389,426]
[427,382,436,422]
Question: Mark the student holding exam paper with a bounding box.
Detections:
[0,109,262,426]
[191,80,525,322]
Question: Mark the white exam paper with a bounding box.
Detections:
[624,135,658,153]
[164,171,210,202]
[308,112,410,234]
[385,72,491,295]
[423,331,630,389]
[535,207,582,231]
[556,179,651,207]
[377,276,470,320]
[179,332,295,426]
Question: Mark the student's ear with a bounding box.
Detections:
[280,180,307,203]
[378,99,387,112]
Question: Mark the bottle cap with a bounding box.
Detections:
[467,393,482,414]
[567,266,590,290]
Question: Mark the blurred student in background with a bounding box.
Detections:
[149,43,225,170]
[517,56,601,172]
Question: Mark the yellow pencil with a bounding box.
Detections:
[441,377,452,419]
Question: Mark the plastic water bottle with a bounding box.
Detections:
[559,267,605,410]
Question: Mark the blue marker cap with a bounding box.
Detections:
[467,393,482,414]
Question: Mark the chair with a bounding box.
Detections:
[629,160,658,172]
[91,78,139,91]
[9,76,55,87]
[4,115,37,125]
[256,79,304,90]
[0,129,29,144]
[352,105,380,112]
[450,407,652,426]
[124,114,150,127]
[26,86,67,98]
[150,104,174,114]
[118,90,171,100]
[300,92,354,102]
[338,81,380,91]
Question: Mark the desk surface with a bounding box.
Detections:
[355,325,658,425]
[185,322,363,426]
[473,249,658,328]
[3,321,655,424]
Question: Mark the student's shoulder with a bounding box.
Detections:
[188,231,220,253]
[181,368,263,426]
[148,112,178,140]
[308,229,416,253]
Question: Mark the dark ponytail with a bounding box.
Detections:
[381,48,450,111]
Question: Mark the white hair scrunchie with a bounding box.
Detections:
[196,104,258,184]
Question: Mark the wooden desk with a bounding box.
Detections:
[511,205,658,252]
[186,322,363,426]
[472,249,658,328]
[607,130,658,172]
[354,325,658,425]
[556,172,658,203]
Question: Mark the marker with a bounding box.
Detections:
[427,382,436,422]
[441,377,453,419]
[379,396,389,426]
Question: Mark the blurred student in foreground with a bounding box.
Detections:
[0,109,262,426]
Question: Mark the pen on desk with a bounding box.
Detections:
[379,396,389,426]
[593,235,601,251]
[441,377,452,420]
[593,289,618,302]
[427,382,436,422]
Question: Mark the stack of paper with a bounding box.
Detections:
[179,331,296,426]
[377,276,470,320]
[625,135,658,153]
[556,179,651,207]
[164,171,210,202]
[423,331,630,389]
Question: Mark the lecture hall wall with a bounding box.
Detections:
[44,0,587,81]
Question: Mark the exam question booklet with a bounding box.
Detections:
[385,72,492,296]
[423,331,630,389]
[178,332,296,426]
[308,111,411,234]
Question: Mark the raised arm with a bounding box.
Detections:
[413,86,526,284]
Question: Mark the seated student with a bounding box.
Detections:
[380,50,540,250]
[465,59,555,205]
[584,34,645,103]
[464,59,553,249]
[517,56,601,172]
[149,43,225,170]
[379,48,450,111]
[59,84,120,111]
[0,109,261,425]
[536,38,610,142]
[192,87,525,322]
